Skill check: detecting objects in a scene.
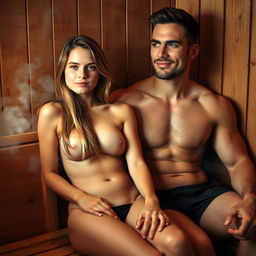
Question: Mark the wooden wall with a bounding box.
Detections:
[0,0,255,245]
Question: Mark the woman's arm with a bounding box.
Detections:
[117,103,169,239]
[38,102,117,218]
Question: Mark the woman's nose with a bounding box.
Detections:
[78,68,88,79]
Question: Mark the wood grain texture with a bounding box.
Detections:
[246,0,256,161]
[222,0,251,133]
[78,0,101,45]
[0,0,31,135]
[199,0,224,94]
[0,143,45,245]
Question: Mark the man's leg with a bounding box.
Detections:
[200,191,256,256]
[127,196,216,256]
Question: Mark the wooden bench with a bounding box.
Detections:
[0,228,82,256]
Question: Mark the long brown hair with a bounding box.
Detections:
[56,35,114,159]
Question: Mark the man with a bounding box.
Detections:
[112,7,256,256]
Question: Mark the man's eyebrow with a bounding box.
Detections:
[150,39,160,43]
[150,39,181,44]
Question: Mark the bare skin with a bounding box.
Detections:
[112,23,256,255]
[38,46,213,256]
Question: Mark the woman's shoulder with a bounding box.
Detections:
[38,101,63,122]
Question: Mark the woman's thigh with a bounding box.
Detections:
[68,207,161,256]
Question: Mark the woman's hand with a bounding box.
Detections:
[76,191,119,219]
[136,198,169,240]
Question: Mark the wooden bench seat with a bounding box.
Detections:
[0,228,82,256]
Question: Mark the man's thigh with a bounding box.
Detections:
[200,191,242,237]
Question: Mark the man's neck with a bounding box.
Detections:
[152,74,191,101]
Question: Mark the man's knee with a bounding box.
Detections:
[161,228,191,254]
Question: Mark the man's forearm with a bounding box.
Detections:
[229,157,256,197]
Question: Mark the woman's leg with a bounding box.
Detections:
[68,207,162,256]
[126,196,216,256]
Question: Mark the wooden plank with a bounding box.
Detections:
[0,229,72,256]
[0,237,70,256]
[0,143,45,245]
[102,0,126,87]
[0,44,4,136]
[0,229,68,254]
[42,180,59,232]
[222,0,251,134]
[0,0,32,135]
[27,0,55,130]
[199,0,224,94]
[126,0,151,86]
[151,0,173,13]
[78,0,101,45]
[0,132,38,148]
[52,0,78,72]
[246,0,256,162]
[175,0,200,82]
[35,244,76,256]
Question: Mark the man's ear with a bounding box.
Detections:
[190,43,200,60]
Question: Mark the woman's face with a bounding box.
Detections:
[64,47,99,95]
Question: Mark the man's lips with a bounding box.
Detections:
[154,59,173,68]
[155,61,172,68]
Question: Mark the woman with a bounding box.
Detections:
[38,35,214,256]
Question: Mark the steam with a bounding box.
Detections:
[0,58,55,135]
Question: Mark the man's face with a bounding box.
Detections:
[150,23,190,80]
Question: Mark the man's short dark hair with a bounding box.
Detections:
[150,7,199,45]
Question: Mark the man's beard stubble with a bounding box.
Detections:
[153,58,187,80]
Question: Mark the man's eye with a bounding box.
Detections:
[167,43,179,49]
[87,65,97,71]
[151,42,159,47]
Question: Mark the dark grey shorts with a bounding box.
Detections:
[157,180,230,224]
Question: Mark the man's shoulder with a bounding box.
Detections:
[111,77,153,104]
[195,85,235,121]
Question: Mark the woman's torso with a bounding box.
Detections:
[59,103,139,206]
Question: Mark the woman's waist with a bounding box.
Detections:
[71,173,139,205]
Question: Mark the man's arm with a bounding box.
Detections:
[209,95,256,239]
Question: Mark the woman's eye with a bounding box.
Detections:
[70,65,78,70]
[87,65,97,71]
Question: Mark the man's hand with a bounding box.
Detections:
[224,195,256,240]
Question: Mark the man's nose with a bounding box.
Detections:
[158,45,168,58]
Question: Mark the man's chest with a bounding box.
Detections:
[136,99,214,149]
